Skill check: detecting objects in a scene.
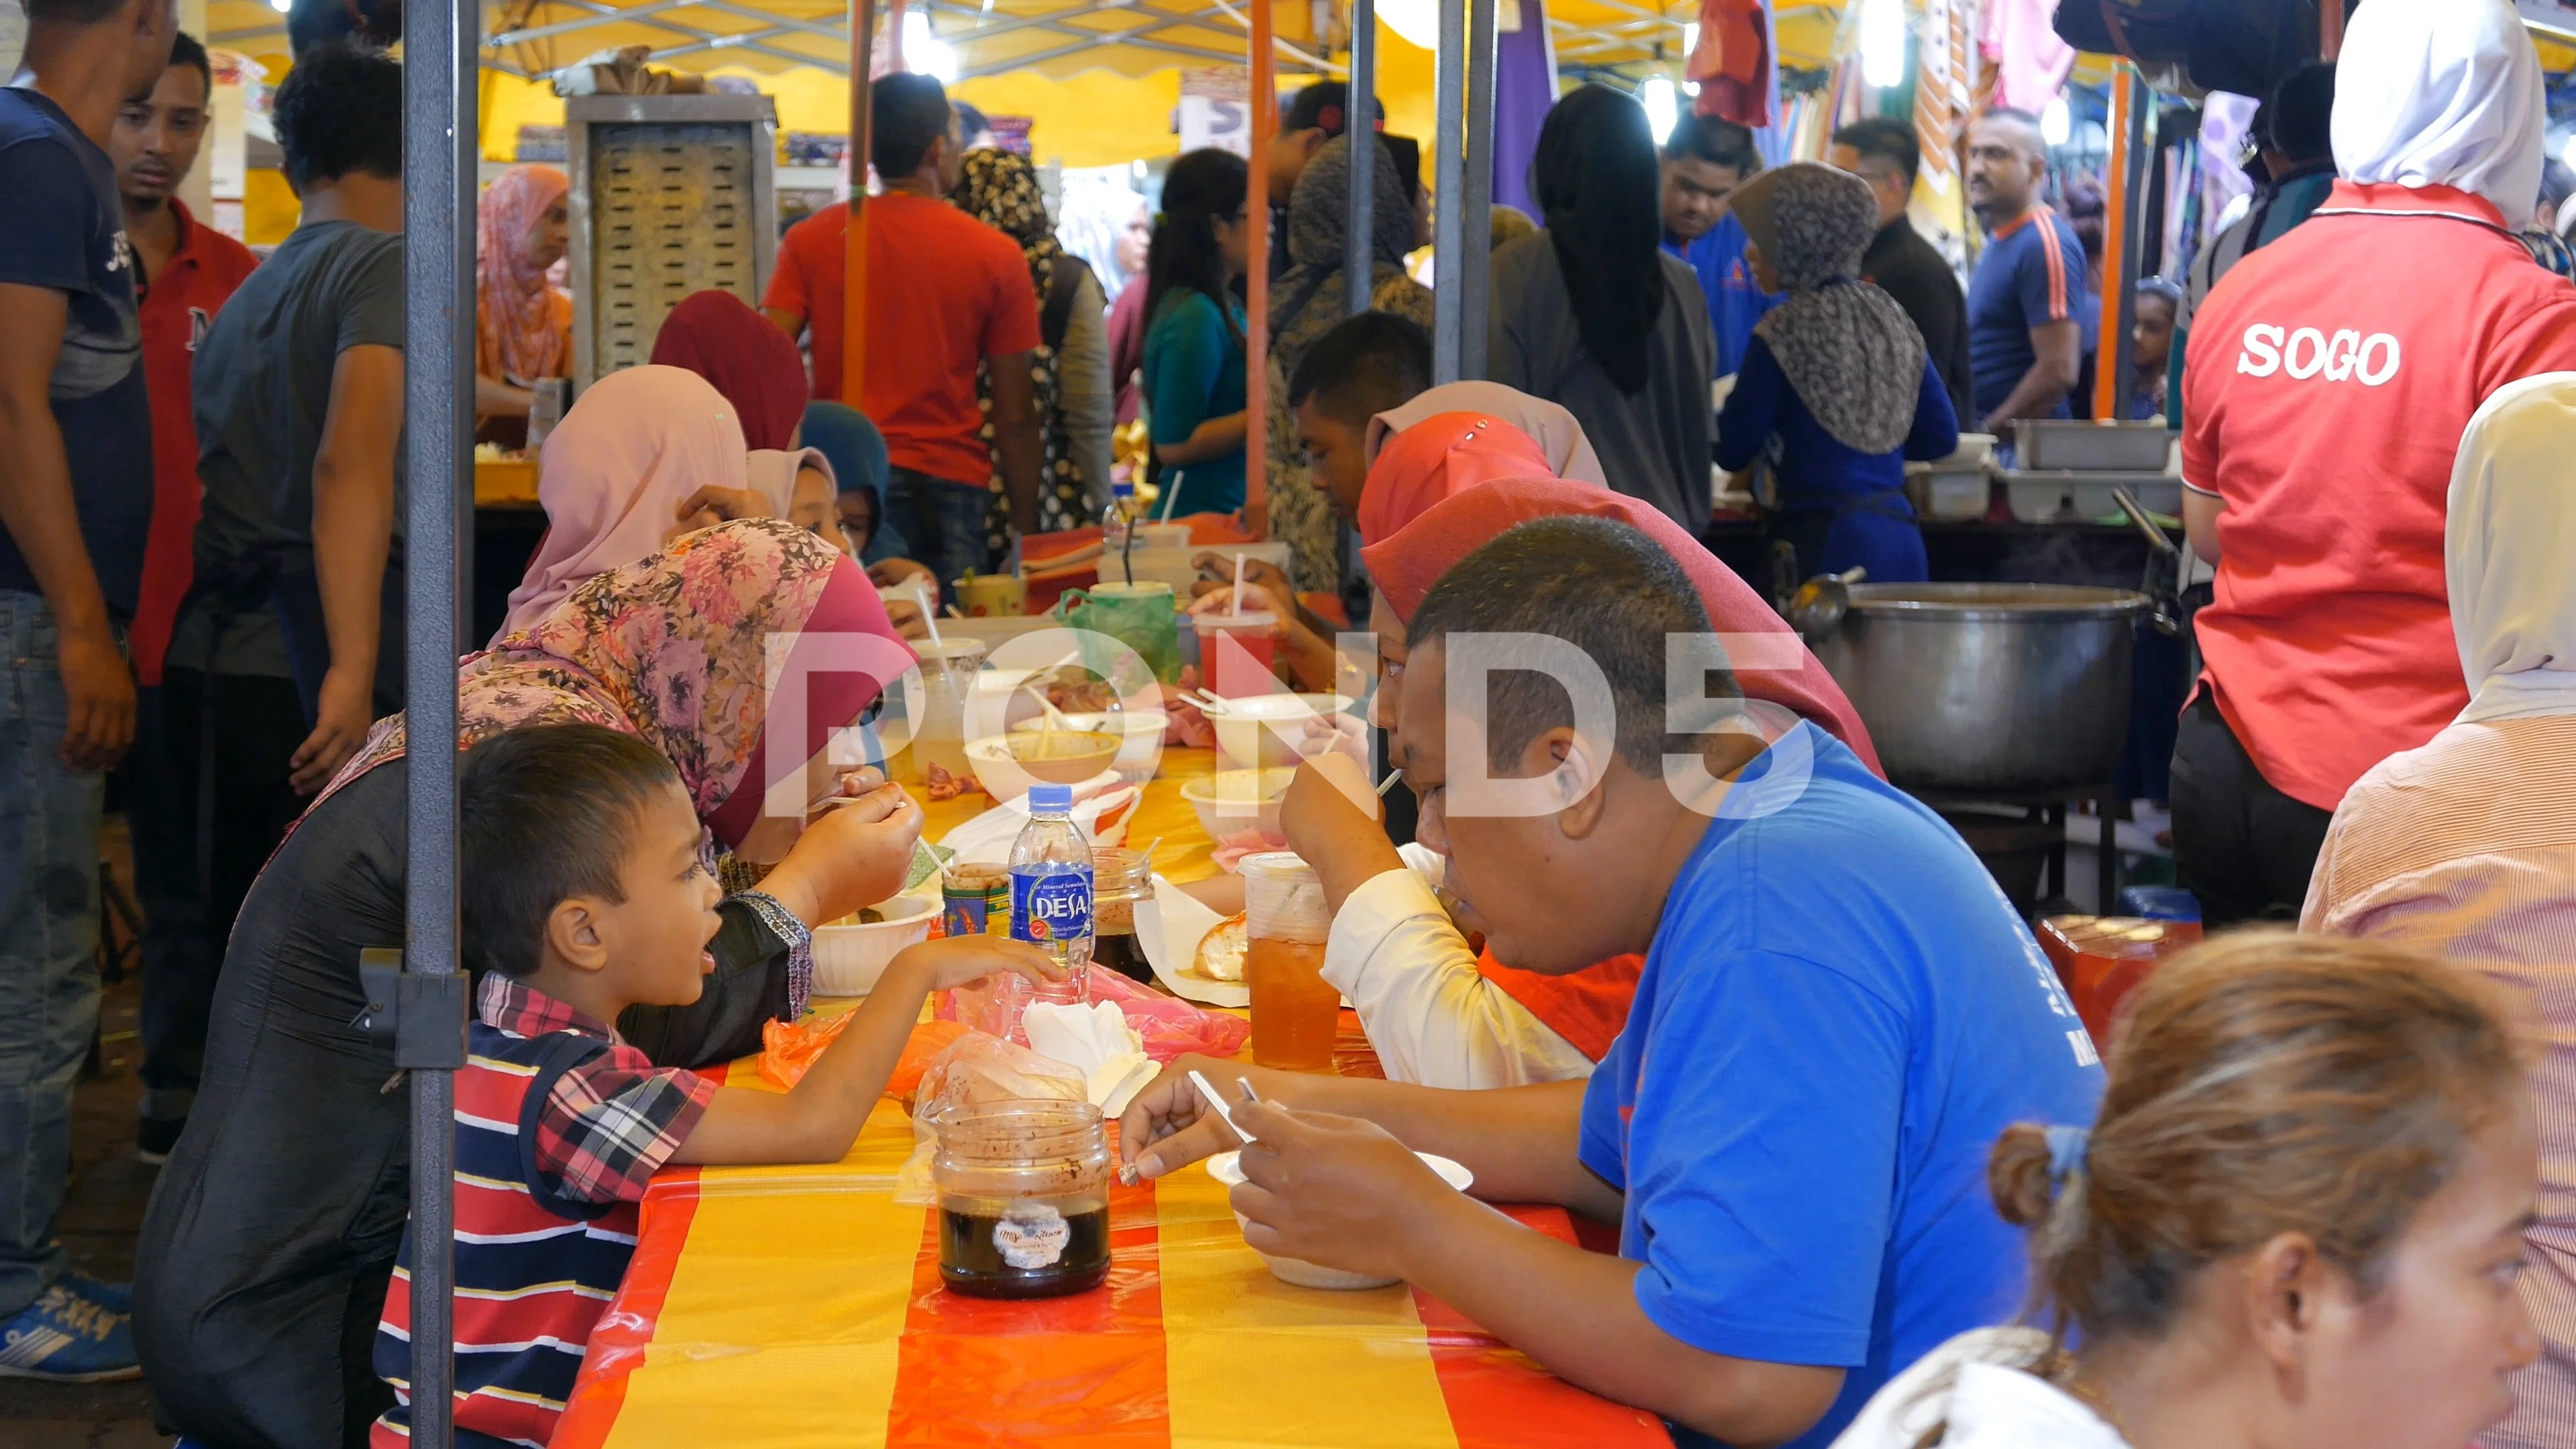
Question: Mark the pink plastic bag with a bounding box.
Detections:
[938,969,1246,1063]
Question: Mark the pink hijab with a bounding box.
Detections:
[498,366,750,642]
[321,521,913,849]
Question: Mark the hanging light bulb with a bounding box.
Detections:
[2041,94,2071,147]
[1642,75,1678,142]
[904,10,959,82]
[1859,0,1905,89]
[268,0,290,14]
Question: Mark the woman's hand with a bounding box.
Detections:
[887,934,1065,994]
[1193,553,1294,606]
[759,780,924,925]
[1185,580,1289,621]
[672,486,779,540]
[868,557,940,598]
[884,598,933,643]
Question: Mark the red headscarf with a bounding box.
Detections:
[1354,412,1559,547]
[475,164,571,386]
[1361,478,1884,1063]
[649,290,811,452]
[1362,476,1881,775]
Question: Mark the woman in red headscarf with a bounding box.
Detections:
[1278,476,1881,1088]
[136,521,921,1436]
[474,164,573,445]
[651,290,838,535]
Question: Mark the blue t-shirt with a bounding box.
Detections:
[1965,204,2092,424]
[0,87,152,615]
[1578,725,2104,1449]
[1666,214,1780,378]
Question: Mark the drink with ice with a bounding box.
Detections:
[1240,852,1338,1070]
[1004,782,1093,1038]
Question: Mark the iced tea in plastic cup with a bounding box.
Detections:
[1240,852,1336,1070]
[1194,612,1279,698]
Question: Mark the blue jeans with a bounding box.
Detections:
[885,466,998,598]
[0,590,106,1316]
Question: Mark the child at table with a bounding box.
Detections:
[370,724,1057,1448]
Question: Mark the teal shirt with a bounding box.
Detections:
[1142,288,1247,515]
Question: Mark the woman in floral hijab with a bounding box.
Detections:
[135,521,918,1438]
[953,148,1114,547]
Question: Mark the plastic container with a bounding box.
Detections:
[810,894,938,996]
[1240,852,1336,1071]
[900,638,987,786]
[1089,845,1154,985]
[1002,783,1093,1040]
[2002,472,2181,524]
[956,573,1027,618]
[2010,419,2173,471]
[1060,580,1181,686]
[931,1099,1114,1299]
[1195,611,1281,698]
[1904,466,1991,521]
[2035,914,2204,1053]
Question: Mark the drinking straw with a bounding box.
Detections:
[1230,553,1245,616]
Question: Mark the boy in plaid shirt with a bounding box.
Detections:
[373,724,1056,1446]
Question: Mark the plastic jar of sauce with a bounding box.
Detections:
[931,1099,1114,1299]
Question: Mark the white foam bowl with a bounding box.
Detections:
[1207,1148,1474,1289]
[1207,693,1352,771]
[1179,767,1296,843]
[810,893,937,996]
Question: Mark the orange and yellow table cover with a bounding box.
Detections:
[550,751,1672,1448]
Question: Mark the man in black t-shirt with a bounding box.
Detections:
[0,0,178,1381]
[1829,117,1973,427]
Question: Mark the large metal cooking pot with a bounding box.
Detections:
[1809,584,2149,794]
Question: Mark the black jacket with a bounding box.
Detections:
[1861,218,1974,429]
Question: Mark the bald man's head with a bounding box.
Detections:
[1966,107,2047,226]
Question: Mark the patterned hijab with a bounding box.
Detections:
[955,148,1063,302]
[1731,162,1925,454]
[319,520,914,849]
[474,164,570,384]
[1271,134,1417,368]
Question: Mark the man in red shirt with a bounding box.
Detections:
[2175,0,2576,925]
[763,73,1040,593]
[110,29,258,1161]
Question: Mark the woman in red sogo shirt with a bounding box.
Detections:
[2172,0,2576,926]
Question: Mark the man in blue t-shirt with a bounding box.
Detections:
[1660,113,1779,378]
[1964,108,2091,429]
[0,0,180,1381]
[1122,517,2103,1449]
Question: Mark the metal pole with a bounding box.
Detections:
[1429,0,1466,382]
[402,0,477,1440]
[1342,0,1375,318]
[843,0,879,405]
[1245,0,1277,537]
[1458,0,1497,378]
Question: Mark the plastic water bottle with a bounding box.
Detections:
[1008,784,1093,1022]
[1101,479,1136,583]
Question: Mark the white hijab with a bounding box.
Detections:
[1366,381,1610,488]
[2330,0,2544,223]
[2447,372,2576,724]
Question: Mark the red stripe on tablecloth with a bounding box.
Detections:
[883,1124,1172,1448]
[549,1167,704,1449]
[1412,1205,1674,1449]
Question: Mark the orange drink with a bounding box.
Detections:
[1246,937,1338,1070]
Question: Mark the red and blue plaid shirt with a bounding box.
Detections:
[478,974,718,1203]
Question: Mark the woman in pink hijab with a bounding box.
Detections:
[496,365,763,641]
[474,163,572,443]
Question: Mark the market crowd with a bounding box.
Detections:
[4,0,2576,1445]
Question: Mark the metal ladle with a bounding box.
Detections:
[1788,566,1868,642]
[2111,488,2184,637]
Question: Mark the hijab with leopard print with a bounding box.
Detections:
[1734,160,1926,454]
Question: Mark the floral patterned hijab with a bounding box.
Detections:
[953,148,1095,539]
[316,520,914,848]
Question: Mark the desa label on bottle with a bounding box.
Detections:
[1010,866,1095,944]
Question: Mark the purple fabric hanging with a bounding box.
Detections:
[1490,0,1558,220]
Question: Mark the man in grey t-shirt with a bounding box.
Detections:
[159,40,405,1067]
